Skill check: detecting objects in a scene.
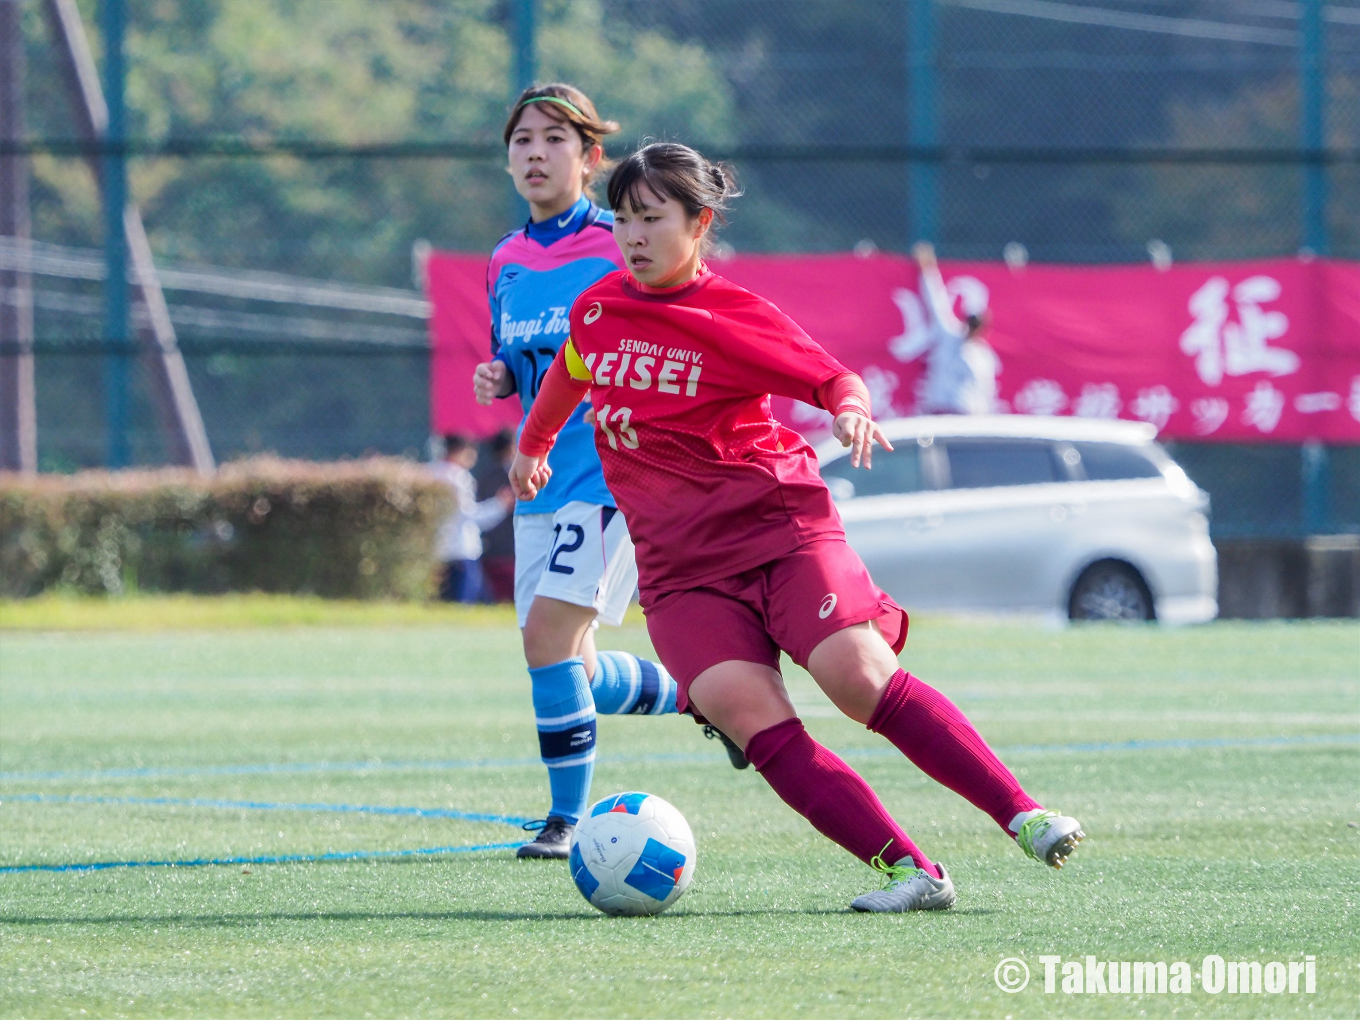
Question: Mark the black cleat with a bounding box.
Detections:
[516,816,574,859]
[704,724,750,769]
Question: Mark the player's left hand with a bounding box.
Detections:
[833,411,893,469]
[509,451,552,501]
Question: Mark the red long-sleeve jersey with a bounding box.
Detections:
[520,267,870,592]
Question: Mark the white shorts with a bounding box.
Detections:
[513,501,638,628]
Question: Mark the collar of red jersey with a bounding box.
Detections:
[625,262,714,299]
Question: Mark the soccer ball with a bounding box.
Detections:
[568,792,696,916]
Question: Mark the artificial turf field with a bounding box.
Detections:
[0,601,1357,1019]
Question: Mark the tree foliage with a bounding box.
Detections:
[24,0,734,283]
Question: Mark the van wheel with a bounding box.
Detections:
[1068,561,1154,622]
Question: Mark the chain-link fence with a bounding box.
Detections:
[3,0,1358,537]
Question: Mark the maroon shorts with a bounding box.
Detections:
[640,538,908,715]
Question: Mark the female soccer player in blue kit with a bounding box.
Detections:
[473,85,740,859]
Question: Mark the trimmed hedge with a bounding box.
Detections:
[0,457,453,599]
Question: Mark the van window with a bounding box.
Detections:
[820,444,922,499]
[1074,442,1164,481]
[942,440,1061,489]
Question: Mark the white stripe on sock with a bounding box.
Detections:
[535,705,594,728]
[623,654,641,710]
[544,750,597,769]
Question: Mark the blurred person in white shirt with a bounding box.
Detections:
[432,434,514,602]
[913,242,999,415]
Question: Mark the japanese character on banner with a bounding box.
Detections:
[1073,383,1121,419]
[860,364,901,418]
[887,276,992,364]
[1242,380,1286,433]
[1131,386,1180,430]
[1191,397,1230,435]
[1294,392,1342,414]
[1180,276,1300,387]
[1013,379,1067,416]
[887,288,929,363]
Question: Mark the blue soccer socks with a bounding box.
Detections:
[529,657,596,824]
[527,653,674,823]
[591,650,677,715]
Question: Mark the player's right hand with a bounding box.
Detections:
[473,360,507,406]
[833,411,894,470]
[509,451,551,501]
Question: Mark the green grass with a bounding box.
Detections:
[0,593,525,631]
[1,613,1357,1018]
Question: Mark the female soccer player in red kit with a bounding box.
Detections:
[510,143,1084,911]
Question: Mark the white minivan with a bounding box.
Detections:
[816,416,1217,623]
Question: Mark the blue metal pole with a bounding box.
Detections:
[908,0,938,245]
[1301,0,1327,255]
[509,0,536,223]
[1300,2,1328,536]
[1301,442,1331,535]
[101,0,129,468]
[514,0,536,94]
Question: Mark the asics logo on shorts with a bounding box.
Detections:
[819,593,838,619]
[583,301,603,324]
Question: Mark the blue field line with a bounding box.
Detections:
[0,755,544,783]
[0,840,527,875]
[1,732,1355,786]
[0,793,531,827]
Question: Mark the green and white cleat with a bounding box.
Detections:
[851,858,956,913]
[1013,809,1085,869]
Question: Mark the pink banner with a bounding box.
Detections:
[427,253,523,439]
[429,251,1360,443]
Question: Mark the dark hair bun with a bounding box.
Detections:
[608,143,742,220]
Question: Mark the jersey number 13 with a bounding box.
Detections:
[595,405,639,451]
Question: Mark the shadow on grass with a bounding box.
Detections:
[0,905,996,926]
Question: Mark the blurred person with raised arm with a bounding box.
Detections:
[912,241,999,415]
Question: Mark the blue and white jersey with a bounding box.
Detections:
[488,196,622,514]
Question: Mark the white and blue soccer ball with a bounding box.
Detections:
[569,792,696,916]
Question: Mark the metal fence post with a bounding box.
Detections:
[908,0,938,246]
[508,0,536,225]
[0,0,37,472]
[514,0,535,94]
[101,0,129,468]
[1301,0,1328,255]
[44,0,213,473]
[1302,441,1331,535]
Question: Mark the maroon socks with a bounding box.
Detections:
[746,717,939,877]
[867,668,1039,832]
[744,671,1039,872]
